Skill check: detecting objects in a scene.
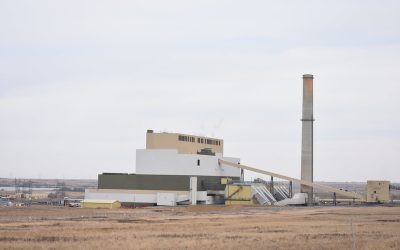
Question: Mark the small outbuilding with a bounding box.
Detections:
[367,180,390,203]
[81,199,121,209]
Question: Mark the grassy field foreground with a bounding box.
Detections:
[0,205,399,249]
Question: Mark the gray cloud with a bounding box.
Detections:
[0,1,399,181]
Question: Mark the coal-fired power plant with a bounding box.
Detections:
[82,73,381,208]
[300,74,314,204]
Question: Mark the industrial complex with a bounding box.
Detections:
[82,74,393,208]
[2,74,394,208]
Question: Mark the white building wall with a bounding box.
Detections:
[135,149,241,177]
[85,189,192,203]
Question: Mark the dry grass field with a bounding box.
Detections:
[0,205,399,249]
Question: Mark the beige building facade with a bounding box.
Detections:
[366,180,390,203]
[81,199,121,209]
[146,130,223,155]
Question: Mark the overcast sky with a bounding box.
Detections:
[1,1,399,182]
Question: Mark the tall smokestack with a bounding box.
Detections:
[301,74,314,205]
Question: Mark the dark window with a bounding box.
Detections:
[197,159,200,166]
[197,138,200,143]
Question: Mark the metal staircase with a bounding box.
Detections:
[273,183,290,201]
[252,185,276,205]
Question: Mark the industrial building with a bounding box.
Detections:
[367,181,390,203]
[81,199,121,209]
[85,74,390,207]
[86,131,242,206]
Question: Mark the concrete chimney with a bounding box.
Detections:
[301,74,314,205]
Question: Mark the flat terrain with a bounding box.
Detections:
[0,205,399,249]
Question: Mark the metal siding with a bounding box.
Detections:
[136,149,241,177]
[225,185,253,203]
[98,174,239,191]
[82,201,121,209]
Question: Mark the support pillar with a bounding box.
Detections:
[190,176,197,205]
[333,192,337,206]
[270,176,274,193]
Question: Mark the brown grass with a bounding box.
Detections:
[0,205,399,249]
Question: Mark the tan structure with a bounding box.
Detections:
[81,199,121,209]
[146,130,223,155]
[367,180,390,203]
[225,184,255,205]
[30,192,49,199]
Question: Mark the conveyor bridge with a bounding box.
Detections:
[218,159,365,201]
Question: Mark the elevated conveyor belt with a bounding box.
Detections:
[218,159,364,201]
